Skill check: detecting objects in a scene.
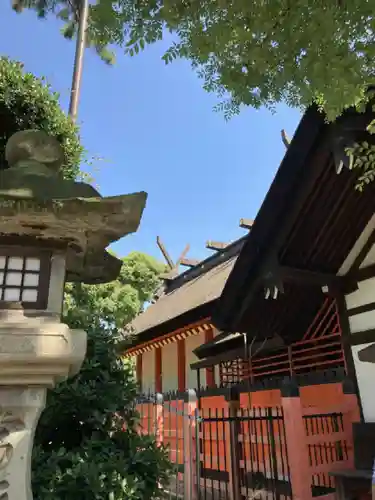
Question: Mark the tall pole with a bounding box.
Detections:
[69,0,89,122]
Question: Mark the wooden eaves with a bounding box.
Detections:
[212,104,375,337]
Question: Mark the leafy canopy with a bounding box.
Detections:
[0,57,82,178]
[64,252,167,331]
[15,1,375,121]
[32,252,170,500]
[16,2,375,187]
[12,0,116,64]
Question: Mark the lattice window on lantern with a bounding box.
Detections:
[0,251,50,308]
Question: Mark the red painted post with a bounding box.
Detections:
[341,378,361,469]
[155,348,162,393]
[225,388,242,500]
[154,393,164,446]
[281,379,312,500]
[178,339,186,392]
[205,329,215,387]
[184,390,198,500]
[136,354,143,392]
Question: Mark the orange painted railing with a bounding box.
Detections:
[302,297,340,341]
[136,383,360,500]
[220,298,344,385]
[137,397,186,472]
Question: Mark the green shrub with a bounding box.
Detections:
[0,57,83,178]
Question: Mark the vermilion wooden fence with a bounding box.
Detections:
[136,381,360,500]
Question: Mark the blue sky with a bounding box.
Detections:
[1,5,301,264]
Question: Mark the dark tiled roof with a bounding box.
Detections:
[128,237,245,336]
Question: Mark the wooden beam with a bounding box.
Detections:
[177,339,186,391]
[281,129,291,148]
[353,263,375,283]
[358,342,375,362]
[205,328,215,387]
[136,354,143,392]
[348,228,375,275]
[176,244,190,266]
[276,265,342,288]
[160,268,179,280]
[156,236,174,269]
[180,258,200,268]
[206,240,229,251]
[155,347,162,393]
[349,328,375,346]
[239,218,254,230]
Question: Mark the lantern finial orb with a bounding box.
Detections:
[5,129,64,173]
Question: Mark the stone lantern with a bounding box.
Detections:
[0,130,147,499]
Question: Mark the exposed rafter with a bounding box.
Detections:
[262,264,346,300]
[156,238,198,274]
[239,218,254,230]
[176,244,190,267]
[180,258,201,268]
[206,241,229,251]
[281,129,291,149]
[156,236,174,269]
[160,268,179,280]
[278,266,342,287]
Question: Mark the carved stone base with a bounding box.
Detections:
[0,309,86,387]
[0,387,46,500]
[0,309,87,500]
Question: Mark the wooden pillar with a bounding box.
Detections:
[154,393,164,446]
[225,388,242,500]
[178,338,186,392]
[341,378,361,469]
[281,379,312,500]
[136,353,143,392]
[155,347,162,393]
[184,389,198,500]
[224,390,242,500]
[335,293,364,421]
[205,328,215,388]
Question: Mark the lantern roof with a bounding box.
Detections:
[0,130,147,283]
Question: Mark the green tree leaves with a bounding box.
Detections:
[63,253,166,333]
[14,2,375,186]
[16,1,375,122]
[0,57,82,178]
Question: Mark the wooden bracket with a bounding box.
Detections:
[206,241,229,251]
[239,218,254,230]
[180,258,200,268]
[281,129,291,149]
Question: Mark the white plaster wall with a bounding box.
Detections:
[349,309,375,333]
[360,243,375,268]
[142,350,155,393]
[162,341,178,393]
[352,343,375,422]
[339,214,375,275]
[346,276,375,422]
[346,277,375,313]
[186,332,206,389]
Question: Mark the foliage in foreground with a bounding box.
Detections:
[15,2,375,188]
[0,57,82,178]
[15,1,375,121]
[32,253,170,499]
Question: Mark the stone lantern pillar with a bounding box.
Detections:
[0,130,147,499]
